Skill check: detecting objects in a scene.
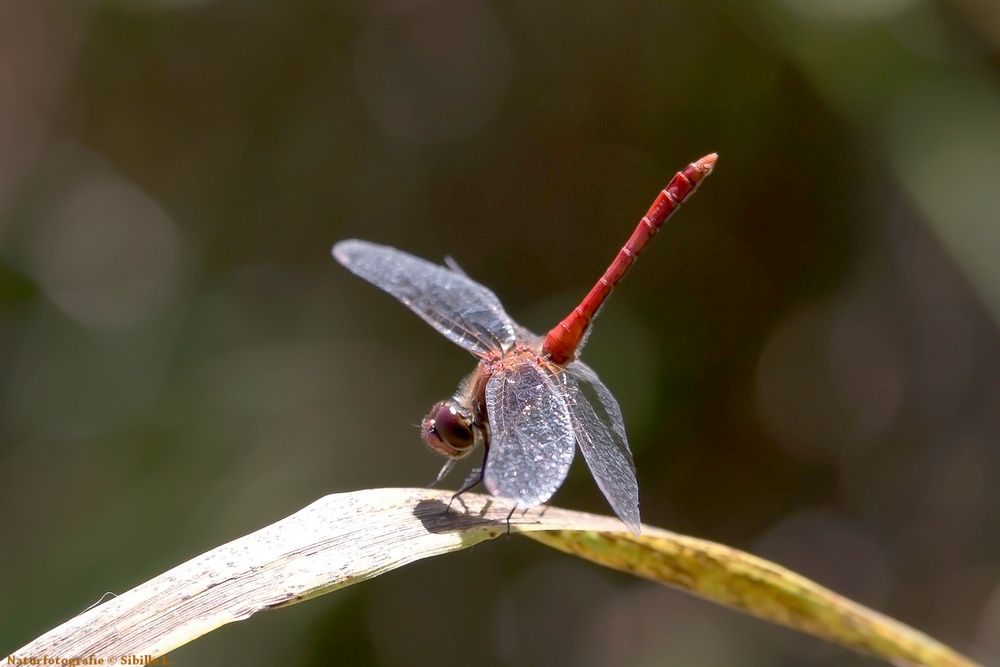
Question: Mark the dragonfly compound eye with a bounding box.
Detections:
[422,401,475,458]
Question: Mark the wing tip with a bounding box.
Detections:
[331,239,359,265]
[483,473,557,509]
[487,472,641,534]
[613,500,641,535]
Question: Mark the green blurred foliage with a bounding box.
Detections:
[1,1,998,665]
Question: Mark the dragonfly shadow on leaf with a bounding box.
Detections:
[412,498,503,535]
[412,496,551,537]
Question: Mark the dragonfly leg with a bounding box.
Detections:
[449,465,484,507]
[429,459,457,488]
[504,505,518,535]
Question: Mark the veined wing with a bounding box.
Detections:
[484,359,575,506]
[564,360,640,533]
[333,240,516,357]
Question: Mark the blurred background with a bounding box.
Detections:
[1,1,999,665]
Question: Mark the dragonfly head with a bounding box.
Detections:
[422,400,476,459]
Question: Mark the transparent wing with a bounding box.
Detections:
[484,359,575,506]
[333,240,516,357]
[564,360,640,533]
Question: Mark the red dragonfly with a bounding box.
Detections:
[334,153,716,533]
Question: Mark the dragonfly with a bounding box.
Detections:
[333,153,716,533]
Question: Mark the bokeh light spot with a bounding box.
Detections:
[354,0,510,143]
[29,169,184,329]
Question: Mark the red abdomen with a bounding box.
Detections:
[542,153,717,364]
